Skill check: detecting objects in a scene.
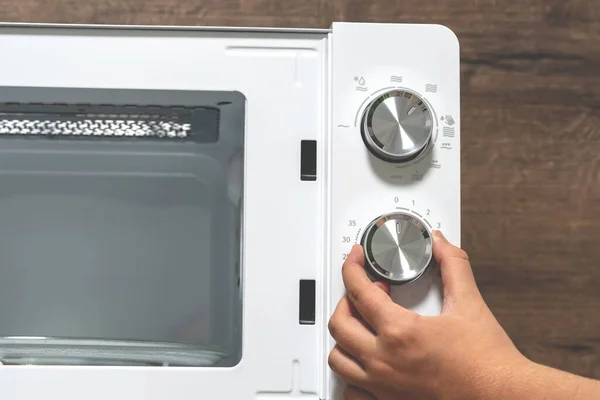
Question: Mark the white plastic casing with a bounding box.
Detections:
[0,22,459,400]
[327,23,460,399]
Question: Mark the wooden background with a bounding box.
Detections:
[1,0,599,380]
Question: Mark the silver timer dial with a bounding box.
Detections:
[360,212,434,285]
[361,90,433,163]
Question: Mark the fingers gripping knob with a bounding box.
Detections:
[360,212,434,285]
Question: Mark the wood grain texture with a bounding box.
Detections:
[1,0,599,380]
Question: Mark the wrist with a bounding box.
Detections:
[484,358,600,400]
[441,353,533,400]
[518,361,600,400]
[487,357,542,400]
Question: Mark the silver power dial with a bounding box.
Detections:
[360,212,434,285]
[361,90,434,163]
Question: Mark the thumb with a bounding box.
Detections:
[432,230,483,314]
[373,280,391,295]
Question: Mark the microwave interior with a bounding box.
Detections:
[0,86,245,367]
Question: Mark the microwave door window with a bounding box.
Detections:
[0,87,245,367]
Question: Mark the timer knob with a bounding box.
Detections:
[360,212,434,285]
[361,90,434,163]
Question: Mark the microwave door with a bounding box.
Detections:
[0,87,245,367]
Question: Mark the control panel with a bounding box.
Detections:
[327,22,460,399]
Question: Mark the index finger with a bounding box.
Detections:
[342,245,399,330]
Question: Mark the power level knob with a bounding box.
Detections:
[361,90,433,163]
[360,212,434,285]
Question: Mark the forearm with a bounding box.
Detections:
[492,360,600,400]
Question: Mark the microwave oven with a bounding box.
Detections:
[0,21,460,399]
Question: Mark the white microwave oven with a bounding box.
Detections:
[0,21,460,399]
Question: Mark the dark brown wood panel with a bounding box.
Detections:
[1,0,599,380]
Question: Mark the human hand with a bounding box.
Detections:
[327,230,529,400]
